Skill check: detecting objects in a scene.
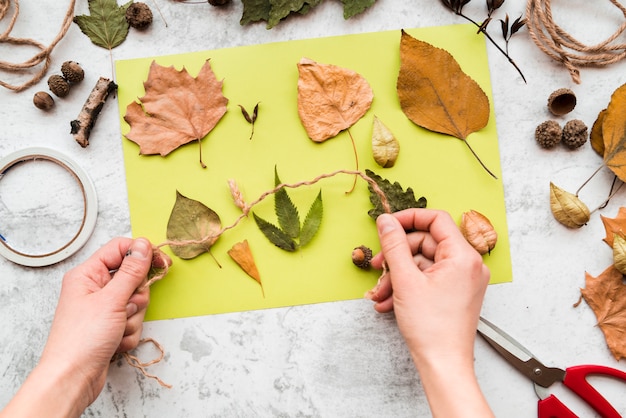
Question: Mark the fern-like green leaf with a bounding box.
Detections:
[274,167,300,239]
[253,212,297,251]
[299,190,323,247]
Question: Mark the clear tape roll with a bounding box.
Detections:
[0,147,98,267]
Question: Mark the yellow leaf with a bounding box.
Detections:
[602,83,626,182]
[297,57,373,142]
[549,182,590,228]
[371,116,400,168]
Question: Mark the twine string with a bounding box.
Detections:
[0,0,76,92]
[526,0,626,83]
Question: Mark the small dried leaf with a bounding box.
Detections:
[549,182,590,228]
[239,104,253,123]
[166,191,222,259]
[601,207,626,248]
[460,210,498,255]
[511,15,526,35]
[366,169,427,219]
[581,265,626,360]
[297,57,373,142]
[613,234,626,275]
[228,240,263,295]
[371,116,400,168]
[590,108,607,157]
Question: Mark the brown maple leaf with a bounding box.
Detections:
[600,206,626,248]
[124,60,228,168]
[581,265,626,360]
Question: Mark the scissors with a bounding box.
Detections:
[477,317,626,417]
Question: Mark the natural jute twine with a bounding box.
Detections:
[0,0,76,92]
[526,0,626,83]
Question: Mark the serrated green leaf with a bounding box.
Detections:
[253,213,297,251]
[341,0,376,19]
[299,190,323,247]
[274,167,300,238]
[268,0,306,28]
[166,191,222,259]
[73,0,132,50]
[240,0,271,25]
[366,169,427,219]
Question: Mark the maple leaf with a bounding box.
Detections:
[73,0,132,50]
[366,169,427,219]
[601,206,626,248]
[581,265,626,361]
[124,60,228,168]
[396,30,496,179]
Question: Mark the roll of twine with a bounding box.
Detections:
[0,0,76,92]
[526,0,626,83]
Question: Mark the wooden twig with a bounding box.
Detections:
[70,77,117,147]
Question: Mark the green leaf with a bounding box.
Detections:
[366,169,427,219]
[299,190,323,247]
[274,167,300,238]
[73,0,132,50]
[341,0,376,19]
[240,0,271,25]
[253,213,297,251]
[166,191,222,259]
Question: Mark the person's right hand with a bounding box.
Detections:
[367,209,493,417]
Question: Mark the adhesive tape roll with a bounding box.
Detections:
[0,147,98,267]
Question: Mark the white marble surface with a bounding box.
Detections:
[2,1,626,416]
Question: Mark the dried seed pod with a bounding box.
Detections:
[547,88,576,116]
[535,120,561,149]
[33,91,55,110]
[549,182,590,228]
[372,116,400,168]
[459,210,497,255]
[125,2,153,30]
[562,119,588,149]
[613,234,626,275]
[352,245,373,269]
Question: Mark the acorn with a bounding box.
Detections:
[352,245,373,269]
[562,119,588,149]
[535,120,561,149]
[125,2,153,30]
[61,61,84,83]
[47,74,70,97]
[547,88,577,116]
[33,91,55,111]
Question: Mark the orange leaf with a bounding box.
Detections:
[297,57,373,142]
[602,83,626,182]
[581,265,626,360]
[124,60,228,158]
[601,206,626,248]
[228,240,264,296]
[397,30,490,140]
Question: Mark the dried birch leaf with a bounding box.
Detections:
[602,83,626,182]
[371,116,400,168]
[228,240,264,296]
[581,265,626,361]
[297,57,373,142]
[366,169,427,219]
[73,0,132,50]
[124,60,228,167]
[601,207,626,248]
[549,182,590,228]
[166,191,222,259]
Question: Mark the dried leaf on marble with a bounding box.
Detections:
[123,60,228,168]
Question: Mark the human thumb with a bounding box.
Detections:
[376,214,416,276]
[108,238,153,299]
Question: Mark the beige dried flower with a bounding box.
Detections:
[459,210,497,255]
[549,182,590,228]
[228,179,247,212]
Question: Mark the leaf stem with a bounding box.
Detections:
[197,138,207,168]
[346,129,359,194]
[462,140,498,179]
[575,164,604,196]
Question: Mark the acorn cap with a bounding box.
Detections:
[547,88,577,116]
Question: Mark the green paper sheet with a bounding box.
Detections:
[115,24,512,321]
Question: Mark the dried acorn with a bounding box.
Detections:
[33,91,55,111]
[352,245,373,269]
[562,119,588,149]
[125,2,153,30]
[535,120,562,149]
[47,74,70,97]
[61,61,84,83]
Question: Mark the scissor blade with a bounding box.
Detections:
[477,317,565,388]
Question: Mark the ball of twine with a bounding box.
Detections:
[526,0,626,83]
[0,0,76,92]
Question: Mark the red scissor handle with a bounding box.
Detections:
[538,364,626,418]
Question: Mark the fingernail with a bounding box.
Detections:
[126,302,138,318]
[129,238,150,259]
[377,214,396,235]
